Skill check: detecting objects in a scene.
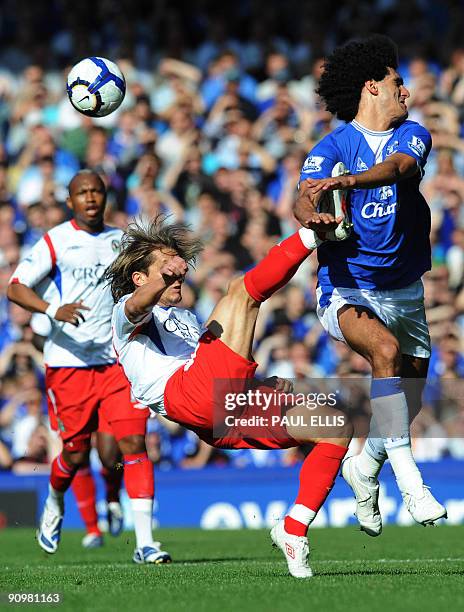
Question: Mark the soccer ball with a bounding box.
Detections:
[66,57,126,117]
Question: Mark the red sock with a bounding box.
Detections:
[244,232,311,302]
[71,467,101,536]
[101,466,124,503]
[50,452,77,492]
[284,443,348,536]
[123,453,154,499]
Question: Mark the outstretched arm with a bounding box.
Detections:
[124,256,188,323]
[303,152,418,195]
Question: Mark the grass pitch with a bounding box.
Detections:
[1,526,463,612]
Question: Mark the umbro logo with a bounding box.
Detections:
[356,157,368,172]
[285,543,296,559]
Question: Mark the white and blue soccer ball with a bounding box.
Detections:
[66,57,126,117]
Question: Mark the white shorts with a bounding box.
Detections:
[316,280,431,358]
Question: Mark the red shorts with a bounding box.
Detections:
[48,395,113,436]
[164,332,297,450]
[46,363,149,450]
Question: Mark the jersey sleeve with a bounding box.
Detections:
[299,134,340,182]
[396,123,432,175]
[112,295,152,345]
[9,234,55,287]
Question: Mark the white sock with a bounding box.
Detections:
[370,378,423,496]
[385,444,424,496]
[298,227,320,249]
[131,498,154,549]
[47,483,64,514]
[286,503,317,528]
[356,442,386,479]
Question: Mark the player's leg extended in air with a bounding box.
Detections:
[163,227,353,578]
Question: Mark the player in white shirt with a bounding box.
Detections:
[8,171,170,565]
[107,215,353,579]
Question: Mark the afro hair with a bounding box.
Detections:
[316,35,399,122]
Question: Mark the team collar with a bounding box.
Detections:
[351,120,394,136]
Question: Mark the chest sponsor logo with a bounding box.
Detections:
[408,135,426,158]
[72,262,107,285]
[356,157,369,172]
[163,313,197,339]
[361,201,397,219]
[302,155,325,173]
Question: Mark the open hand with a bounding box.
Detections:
[55,301,90,327]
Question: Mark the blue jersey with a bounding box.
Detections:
[300,119,432,304]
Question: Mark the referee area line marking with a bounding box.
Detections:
[11,558,464,571]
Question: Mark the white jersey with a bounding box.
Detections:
[10,219,122,367]
[112,296,202,414]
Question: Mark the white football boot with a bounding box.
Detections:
[133,544,172,565]
[270,519,313,579]
[37,499,64,554]
[402,486,447,525]
[82,532,104,548]
[342,455,382,537]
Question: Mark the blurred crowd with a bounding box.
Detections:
[1,0,464,474]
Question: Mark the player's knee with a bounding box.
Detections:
[326,409,353,443]
[226,275,246,298]
[99,452,120,470]
[297,409,352,445]
[118,434,145,455]
[65,449,89,467]
[372,338,401,373]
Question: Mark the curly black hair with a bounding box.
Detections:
[317,35,399,122]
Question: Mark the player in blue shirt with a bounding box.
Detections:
[295,35,446,535]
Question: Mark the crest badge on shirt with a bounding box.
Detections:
[408,135,426,158]
[356,157,369,172]
[111,240,121,253]
[302,155,325,173]
[386,140,399,156]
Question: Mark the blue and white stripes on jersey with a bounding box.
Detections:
[300,119,432,308]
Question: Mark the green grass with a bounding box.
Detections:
[1,526,463,612]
